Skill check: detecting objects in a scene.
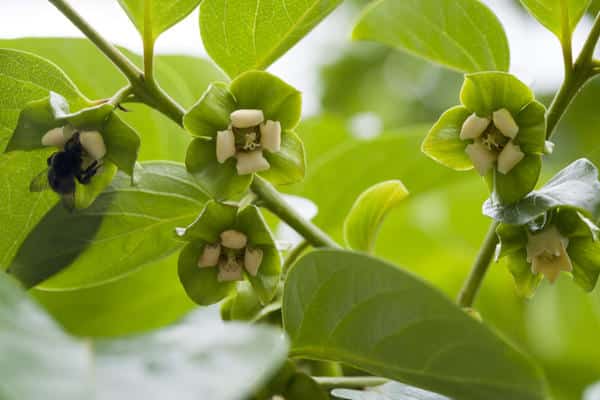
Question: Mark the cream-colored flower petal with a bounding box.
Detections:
[79,131,107,160]
[465,141,497,176]
[531,249,573,283]
[260,120,282,152]
[63,125,76,140]
[197,243,221,268]
[41,127,68,148]
[217,258,244,282]
[230,109,264,128]
[526,226,563,261]
[220,230,248,249]
[216,130,236,163]
[244,247,263,276]
[527,225,573,283]
[460,113,490,140]
[497,141,525,175]
[493,108,519,139]
[235,150,270,175]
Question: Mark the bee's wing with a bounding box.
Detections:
[29,169,50,192]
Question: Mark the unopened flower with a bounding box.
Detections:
[177,201,281,306]
[526,225,572,283]
[496,207,600,296]
[183,71,305,200]
[423,72,546,204]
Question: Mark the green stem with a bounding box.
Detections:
[108,85,134,106]
[48,0,185,126]
[143,0,155,82]
[457,221,499,308]
[314,376,389,390]
[251,176,340,249]
[547,11,600,139]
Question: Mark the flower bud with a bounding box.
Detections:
[460,114,490,140]
[235,150,270,175]
[493,108,519,139]
[465,141,497,176]
[216,130,236,163]
[197,243,221,268]
[244,247,263,276]
[41,127,68,148]
[260,120,282,152]
[220,230,248,249]
[230,109,264,128]
[497,141,524,174]
[79,131,107,160]
[218,257,243,282]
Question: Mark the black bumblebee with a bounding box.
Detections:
[30,131,102,209]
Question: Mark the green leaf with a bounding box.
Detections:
[32,252,195,337]
[484,158,600,225]
[520,0,591,38]
[421,106,473,171]
[283,249,549,400]
[0,274,91,399]
[0,48,88,150]
[8,162,207,290]
[0,273,289,400]
[344,180,409,253]
[352,0,510,73]
[199,0,343,77]
[118,0,202,41]
[332,381,450,400]
[230,71,303,130]
[567,237,600,291]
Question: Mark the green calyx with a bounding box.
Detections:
[183,70,306,200]
[4,92,140,209]
[176,201,281,306]
[422,72,546,204]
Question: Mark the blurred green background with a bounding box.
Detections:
[1,1,600,399]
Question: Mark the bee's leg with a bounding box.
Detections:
[76,160,102,184]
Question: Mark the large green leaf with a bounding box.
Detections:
[199,0,343,77]
[283,249,549,400]
[0,273,289,400]
[344,180,409,253]
[8,162,208,290]
[33,252,195,337]
[352,0,510,73]
[520,0,591,38]
[118,0,202,41]
[0,274,91,400]
[483,158,600,225]
[332,381,450,400]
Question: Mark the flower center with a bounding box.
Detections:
[480,125,510,153]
